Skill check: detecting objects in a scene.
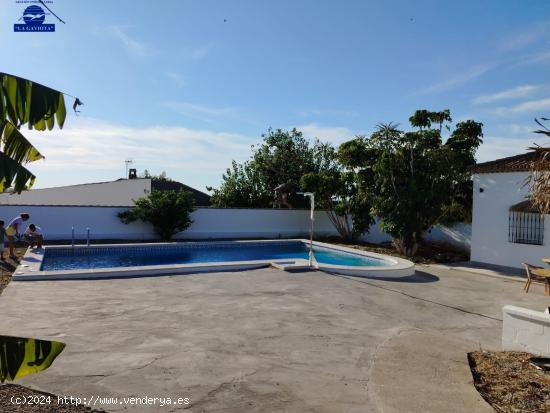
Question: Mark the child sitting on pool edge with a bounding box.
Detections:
[24,223,44,249]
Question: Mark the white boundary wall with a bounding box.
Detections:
[471,171,550,269]
[502,305,550,356]
[0,204,470,247]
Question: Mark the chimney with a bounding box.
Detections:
[128,168,137,179]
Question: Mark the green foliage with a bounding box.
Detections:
[339,110,482,256]
[208,160,270,207]
[118,190,195,240]
[209,128,339,208]
[0,335,65,383]
[0,75,73,385]
[140,170,172,181]
[301,171,373,241]
[0,73,66,130]
[0,151,36,192]
[0,73,71,192]
[1,121,44,163]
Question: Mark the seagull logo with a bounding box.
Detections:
[20,12,46,21]
[14,4,55,32]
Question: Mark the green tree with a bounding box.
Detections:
[140,169,172,181]
[209,128,339,208]
[118,190,195,240]
[0,73,81,192]
[300,170,373,241]
[339,110,482,256]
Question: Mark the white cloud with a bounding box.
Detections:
[24,117,254,190]
[296,109,359,118]
[515,50,550,66]
[187,45,211,60]
[493,98,550,116]
[412,65,492,96]
[164,71,185,87]
[499,23,550,52]
[162,101,245,124]
[476,136,549,162]
[295,123,355,146]
[473,85,541,105]
[109,26,156,57]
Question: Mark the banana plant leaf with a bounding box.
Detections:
[0,335,65,383]
[0,120,44,164]
[0,151,36,193]
[0,72,67,130]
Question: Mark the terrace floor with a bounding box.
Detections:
[0,265,548,412]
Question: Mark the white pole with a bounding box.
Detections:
[297,192,315,268]
[309,193,314,267]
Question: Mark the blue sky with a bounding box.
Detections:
[2,0,550,190]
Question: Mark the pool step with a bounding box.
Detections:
[270,260,314,272]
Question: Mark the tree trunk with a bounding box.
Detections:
[326,211,355,241]
[393,234,418,257]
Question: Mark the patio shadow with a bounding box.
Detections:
[334,270,439,283]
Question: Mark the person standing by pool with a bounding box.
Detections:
[24,224,44,249]
[6,213,30,259]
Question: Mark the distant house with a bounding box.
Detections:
[471,152,548,269]
[0,177,211,207]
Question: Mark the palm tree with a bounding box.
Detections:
[527,117,550,213]
[0,72,81,192]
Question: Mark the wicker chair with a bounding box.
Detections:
[522,263,550,294]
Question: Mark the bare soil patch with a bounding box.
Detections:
[469,350,550,413]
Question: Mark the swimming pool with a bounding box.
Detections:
[40,241,387,271]
[15,240,415,280]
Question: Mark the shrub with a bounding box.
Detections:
[118,190,195,240]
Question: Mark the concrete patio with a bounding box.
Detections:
[0,265,548,412]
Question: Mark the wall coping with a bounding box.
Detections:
[503,305,550,324]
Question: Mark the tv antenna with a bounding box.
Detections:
[124,159,134,179]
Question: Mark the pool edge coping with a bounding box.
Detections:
[13,239,415,281]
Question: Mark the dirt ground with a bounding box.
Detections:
[469,351,550,413]
[0,246,27,295]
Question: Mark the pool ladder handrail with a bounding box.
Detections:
[71,227,91,250]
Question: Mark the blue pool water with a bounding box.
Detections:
[40,242,388,271]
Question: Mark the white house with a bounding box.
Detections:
[0,177,211,207]
[471,152,549,269]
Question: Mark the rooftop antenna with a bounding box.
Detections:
[124,159,134,179]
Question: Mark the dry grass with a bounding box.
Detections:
[0,246,28,295]
[469,351,550,413]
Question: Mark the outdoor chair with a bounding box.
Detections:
[522,263,550,294]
